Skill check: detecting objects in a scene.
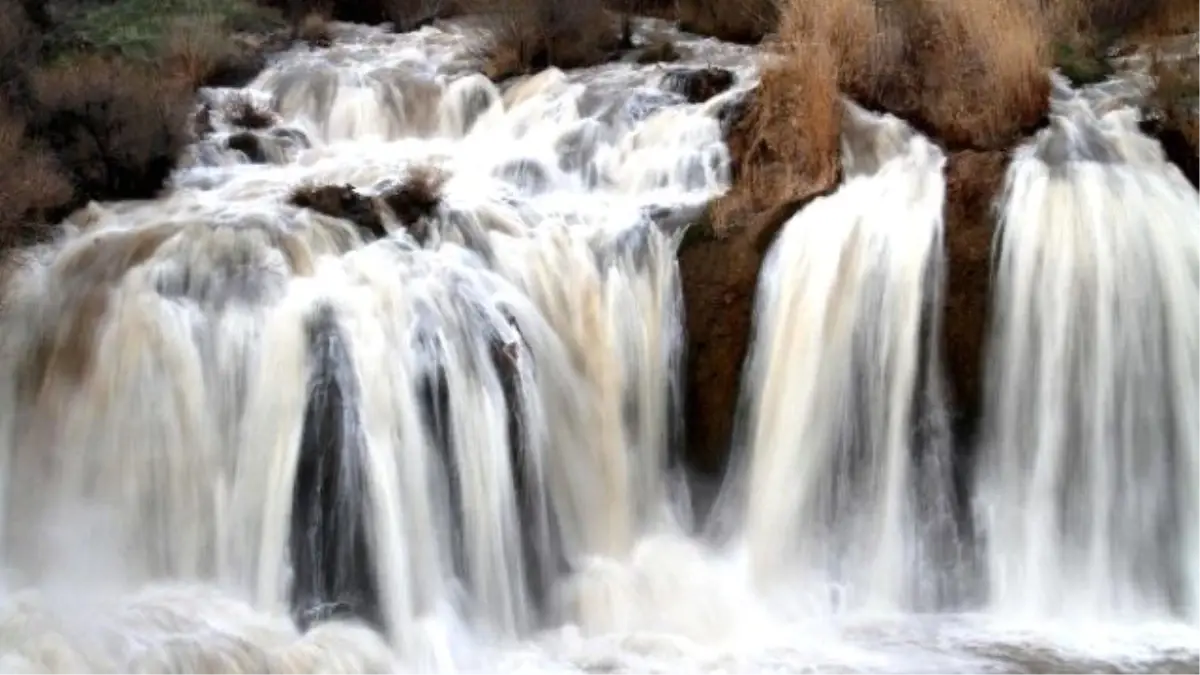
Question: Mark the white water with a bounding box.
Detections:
[974,76,1200,622]
[725,103,961,613]
[0,17,1194,675]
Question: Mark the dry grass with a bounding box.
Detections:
[707,9,843,235]
[0,109,74,251]
[710,0,1055,233]
[224,92,280,129]
[32,55,192,204]
[635,36,681,64]
[827,0,1051,150]
[471,0,620,79]
[1144,52,1199,185]
[160,16,243,87]
[676,0,776,44]
[380,165,448,229]
[297,10,334,46]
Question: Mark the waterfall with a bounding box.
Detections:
[726,103,961,613]
[974,82,1200,622]
[0,19,750,671]
[0,14,1196,674]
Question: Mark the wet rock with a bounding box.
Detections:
[635,39,682,64]
[197,32,291,90]
[676,97,839,475]
[289,183,388,241]
[291,305,385,635]
[661,67,736,104]
[676,0,776,44]
[1142,115,1199,187]
[941,150,1006,449]
[227,131,267,163]
[191,103,215,139]
[379,165,448,242]
[223,93,279,130]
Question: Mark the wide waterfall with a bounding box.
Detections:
[0,15,1195,675]
[974,77,1200,622]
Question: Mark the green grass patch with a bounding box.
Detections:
[49,0,285,60]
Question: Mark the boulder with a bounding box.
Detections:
[661,67,736,104]
[289,184,388,240]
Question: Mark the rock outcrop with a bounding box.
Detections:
[676,88,840,475]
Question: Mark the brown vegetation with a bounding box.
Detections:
[224,92,280,129]
[33,56,193,204]
[1143,52,1199,186]
[380,164,448,241]
[676,0,775,44]
[296,10,335,46]
[0,0,204,256]
[662,67,735,103]
[289,183,388,239]
[472,0,621,80]
[635,37,681,64]
[0,109,74,250]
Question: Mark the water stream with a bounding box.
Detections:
[0,18,1194,674]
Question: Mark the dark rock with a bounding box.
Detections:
[291,305,384,634]
[940,150,1007,523]
[635,39,682,64]
[379,165,448,241]
[1141,112,1200,188]
[662,67,736,104]
[227,131,267,163]
[290,183,388,241]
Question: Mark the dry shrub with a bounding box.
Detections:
[825,0,1051,150]
[1041,0,1199,39]
[160,16,275,89]
[0,0,40,105]
[380,164,448,230]
[297,10,334,46]
[289,183,388,238]
[635,37,681,64]
[224,92,279,129]
[32,55,192,204]
[1144,53,1199,186]
[0,109,73,251]
[161,17,234,87]
[706,0,845,236]
[471,0,620,79]
[676,0,777,44]
[384,0,460,31]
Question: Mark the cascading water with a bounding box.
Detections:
[0,15,1195,675]
[724,103,961,613]
[974,76,1200,622]
[0,18,750,671]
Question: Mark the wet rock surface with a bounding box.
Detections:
[661,67,736,104]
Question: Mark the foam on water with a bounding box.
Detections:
[0,17,1195,675]
[718,101,961,613]
[974,74,1200,622]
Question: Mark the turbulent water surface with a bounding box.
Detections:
[0,18,1195,674]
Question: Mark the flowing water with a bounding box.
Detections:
[974,76,1200,622]
[0,18,1195,674]
[724,103,962,612]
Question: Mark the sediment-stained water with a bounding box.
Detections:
[0,18,1193,675]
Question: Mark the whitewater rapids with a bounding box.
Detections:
[0,17,1194,675]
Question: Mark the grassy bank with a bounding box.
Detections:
[0,0,290,252]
